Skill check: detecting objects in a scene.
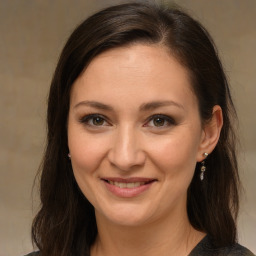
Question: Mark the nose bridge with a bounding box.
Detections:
[108,124,145,170]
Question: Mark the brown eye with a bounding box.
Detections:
[92,117,105,126]
[144,114,176,128]
[153,117,165,127]
[80,114,110,127]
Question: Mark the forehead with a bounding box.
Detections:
[70,44,197,110]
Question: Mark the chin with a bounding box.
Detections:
[95,203,155,227]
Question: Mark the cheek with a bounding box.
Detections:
[68,131,110,203]
[146,132,200,177]
[68,128,109,175]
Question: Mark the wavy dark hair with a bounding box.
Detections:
[32,2,240,256]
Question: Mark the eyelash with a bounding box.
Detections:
[144,114,176,128]
[79,114,110,127]
[79,114,176,128]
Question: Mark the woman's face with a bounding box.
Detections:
[68,44,206,227]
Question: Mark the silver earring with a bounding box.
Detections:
[200,152,208,181]
[68,153,71,159]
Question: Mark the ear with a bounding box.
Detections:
[197,105,223,162]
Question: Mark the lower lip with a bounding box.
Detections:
[103,181,155,198]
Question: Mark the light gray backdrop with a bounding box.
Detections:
[0,0,255,255]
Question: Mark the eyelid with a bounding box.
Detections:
[143,114,176,127]
[78,113,176,128]
[79,113,111,126]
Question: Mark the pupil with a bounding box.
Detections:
[153,118,164,126]
[93,117,104,125]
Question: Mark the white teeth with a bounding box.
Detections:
[109,181,146,188]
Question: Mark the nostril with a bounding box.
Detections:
[107,148,146,171]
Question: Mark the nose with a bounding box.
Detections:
[107,125,146,171]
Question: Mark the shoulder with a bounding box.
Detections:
[189,235,255,256]
[23,252,40,256]
[227,243,255,256]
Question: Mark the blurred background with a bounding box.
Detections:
[0,0,255,255]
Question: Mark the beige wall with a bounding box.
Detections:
[0,1,255,255]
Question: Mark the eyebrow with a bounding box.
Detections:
[139,100,184,111]
[74,100,184,111]
[74,101,114,111]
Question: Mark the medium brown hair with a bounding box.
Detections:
[32,2,240,255]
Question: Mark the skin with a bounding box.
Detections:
[68,44,223,256]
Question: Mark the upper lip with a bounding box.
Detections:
[101,177,157,183]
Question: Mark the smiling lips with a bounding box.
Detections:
[102,177,156,198]
[108,180,147,188]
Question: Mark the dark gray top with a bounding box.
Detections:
[189,235,255,256]
[24,235,255,256]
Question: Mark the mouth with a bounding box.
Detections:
[101,177,157,197]
[104,180,153,188]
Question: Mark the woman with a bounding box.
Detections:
[26,2,254,256]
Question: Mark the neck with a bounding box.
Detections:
[91,210,205,256]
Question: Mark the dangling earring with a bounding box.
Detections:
[68,153,71,159]
[200,152,208,181]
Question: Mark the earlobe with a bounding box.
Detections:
[197,105,223,162]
